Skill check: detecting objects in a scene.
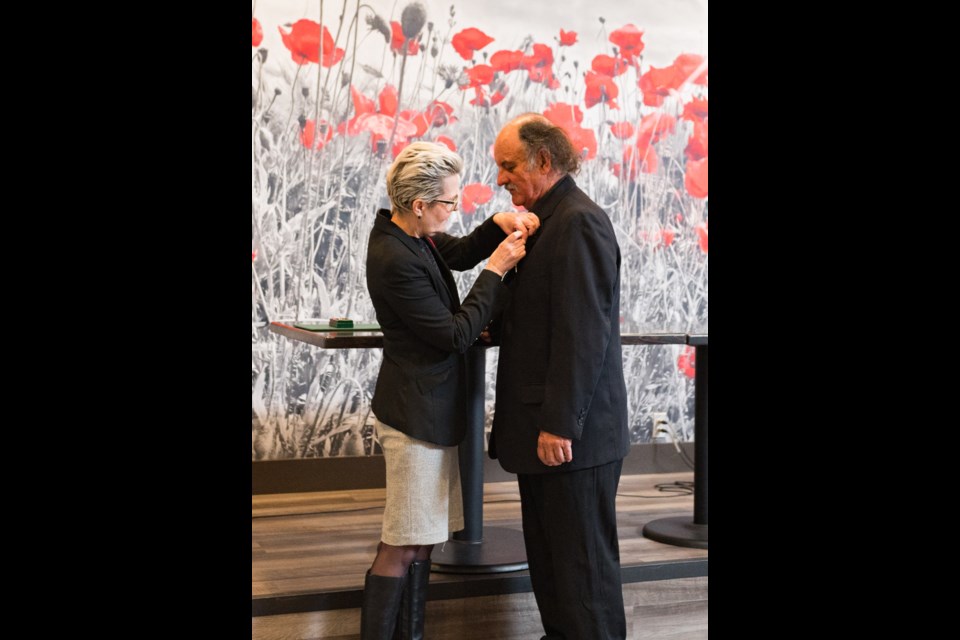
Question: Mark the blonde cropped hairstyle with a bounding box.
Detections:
[386,141,463,215]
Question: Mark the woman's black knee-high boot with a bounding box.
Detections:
[360,571,407,640]
[392,560,430,640]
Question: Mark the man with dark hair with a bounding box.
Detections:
[489,113,630,639]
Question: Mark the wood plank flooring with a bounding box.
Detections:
[252,576,708,639]
[253,471,708,638]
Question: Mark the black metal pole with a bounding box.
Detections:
[454,347,485,542]
[693,344,707,525]
[430,346,529,573]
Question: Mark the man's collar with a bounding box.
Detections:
[528,174,575,222]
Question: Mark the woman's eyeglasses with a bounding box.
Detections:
[433,199,459,212]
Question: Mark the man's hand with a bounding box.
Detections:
[537,430,573,466]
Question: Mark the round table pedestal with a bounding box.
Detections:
[642,517,708,549]
[430,526,529,574]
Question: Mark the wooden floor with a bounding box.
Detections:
[253,471,707,639]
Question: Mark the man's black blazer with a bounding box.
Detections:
[490,176,629,474]
[366,209,507,446]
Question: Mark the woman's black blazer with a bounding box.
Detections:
[366,208,507,445]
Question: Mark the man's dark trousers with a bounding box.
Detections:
[517,459,627,640]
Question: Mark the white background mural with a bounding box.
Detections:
[252,0,708,459]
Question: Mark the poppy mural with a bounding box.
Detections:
[252,1,708,459]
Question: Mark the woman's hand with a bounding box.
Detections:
[486,230,526,277]
[493,211,540,240]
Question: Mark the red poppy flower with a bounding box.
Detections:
[300,119,334,150]
[638,143,659,174]
[634,143,659,174]
[525,43,554,69]
[400,109,429,137]
[638,83,665,106]
[694,221,708,253]
[369,114,418,140]
[490,49,524,74]
[435,135,457,152]
[278,20,344,66]
[463,64,495,88]
[544,104,592,157]
[677,346,696,378]
[591,54,628,77]
[650,64,684,89]
[528,65,558,87]
[452,27,495,61]
[461,183,493,215]
[684,120,708,161]
[609,24,645,62]
[390,21,420,55]
[519,42,558,87]
[559,29,577,46]
[584,71,619,109]
[425,100,455,128]
[685,158,708,199]
[673,53,707,86]
[279,20,326,65]
[351,85,376,117]
[252,249,258,262]
[378,84,398,117]
[362,114,418,155]
[609,121,634,140]
[253,18,263,47]
[566,125,597,161]
[489,83,508,105]
[345,94,422,147]
[543,102,583,130]
[636,112,676,147]
[345,115,366,136]
[682,97,708,123]
[638,65,682,106]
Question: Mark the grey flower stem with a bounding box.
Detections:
[386,41,410,156]
[285,63,304,131]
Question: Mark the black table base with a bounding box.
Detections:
[431,526,529,574]
[430,348,528,574]
[642,517,707,549]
